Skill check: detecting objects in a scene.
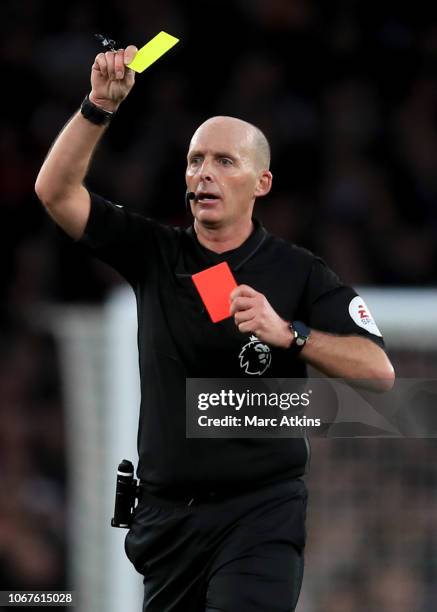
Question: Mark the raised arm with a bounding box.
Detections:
[35,45,138,240]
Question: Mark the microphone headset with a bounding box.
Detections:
[185,190,196,213]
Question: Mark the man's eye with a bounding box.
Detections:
[190,158,200,165]
[220,158,233,166]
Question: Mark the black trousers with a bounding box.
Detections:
[125,478,307,612]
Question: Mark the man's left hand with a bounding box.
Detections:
[230,284,293,348]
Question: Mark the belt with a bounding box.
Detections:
[138,477,303,508]
[140,480,250,506]
[138,485,222,508]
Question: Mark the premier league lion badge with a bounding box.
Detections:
[239,335,272,375]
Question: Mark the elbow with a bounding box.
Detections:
[369,359,396,393]
[358,340,396,392]
[35,175,49,207]
[373,370,395,392]
[34,176,65,211]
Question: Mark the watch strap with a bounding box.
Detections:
[80,94,115,125]
[289,320,311,352]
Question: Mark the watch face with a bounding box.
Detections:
[293,320,310,338]
[292,320,310,348]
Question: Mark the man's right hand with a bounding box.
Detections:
[89,45,138,113]
[35,44,139,241]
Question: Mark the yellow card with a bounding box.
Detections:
[127,31,179,73]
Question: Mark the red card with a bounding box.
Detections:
[192,262,237,323]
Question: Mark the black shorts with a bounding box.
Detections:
[124,478,307,612]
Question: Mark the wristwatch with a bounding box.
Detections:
[80,94,115,125]
[289,320,311,350]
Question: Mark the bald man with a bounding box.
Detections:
[36,47,394,612]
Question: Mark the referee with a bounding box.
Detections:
[35,46,395,612]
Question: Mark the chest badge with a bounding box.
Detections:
[239,335,272,376]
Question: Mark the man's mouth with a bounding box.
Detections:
[196,192,221,203]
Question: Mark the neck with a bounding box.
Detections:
[194,218,254,253]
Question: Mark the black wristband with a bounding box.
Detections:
[80,94,115,125]
[288,321,311,353]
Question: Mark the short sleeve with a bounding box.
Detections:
[302,257,385,348]
[76,191,159,285]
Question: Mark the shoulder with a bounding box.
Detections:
[90,191,184,240]
[264,230,320,269]
[260,229,344,292]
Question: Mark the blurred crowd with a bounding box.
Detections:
[3,0,437,309]
[2,0,437,609]
[303,435,437,612]
[0,323,67,592]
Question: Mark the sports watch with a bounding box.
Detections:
[80,94,115,125]
[289,320,311,350]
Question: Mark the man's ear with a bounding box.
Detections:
[254,170,273,198]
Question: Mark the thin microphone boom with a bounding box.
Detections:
[185,191,196,212]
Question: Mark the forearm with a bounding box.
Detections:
[35,46,136,239]
[35,108,108,204]
[300,330,395,389]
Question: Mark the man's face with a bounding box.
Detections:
[185,118,268,228]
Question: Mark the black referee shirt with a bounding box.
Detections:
[77,192,385,498]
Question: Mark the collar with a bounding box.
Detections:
[183,218,268,273]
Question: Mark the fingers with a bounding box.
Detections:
[93,52,108,77]
[230,296,254,316]
[92,48,136,80]
[237,320,258,334]
[124,45,138,65]
[105,50,118,79]
[234,308,255,325]
[230,288,256,329]
[113,49,126,79]
[230,284,258,301]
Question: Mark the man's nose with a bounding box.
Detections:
[199,159,214,181]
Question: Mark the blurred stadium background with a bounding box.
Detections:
[1,1,437,610]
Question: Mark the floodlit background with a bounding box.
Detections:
[1,1,437,610]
